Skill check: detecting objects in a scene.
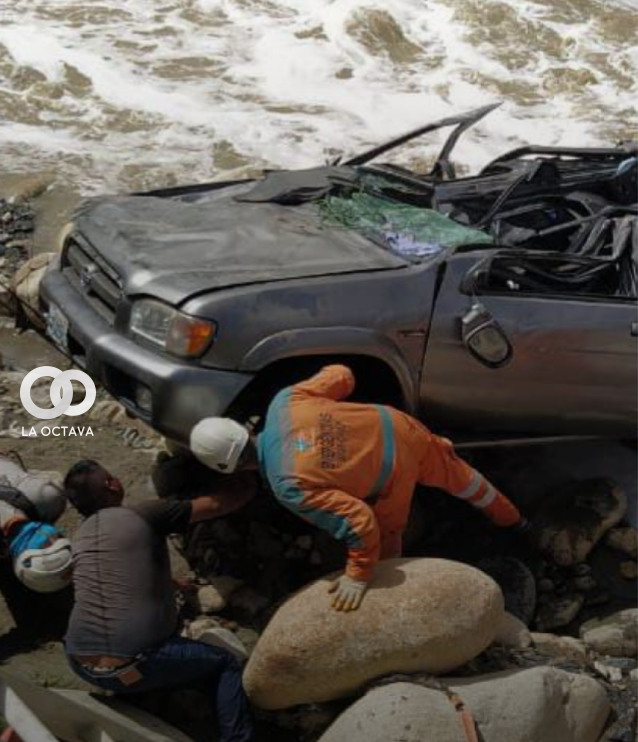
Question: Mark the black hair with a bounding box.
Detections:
[64,459,104,517]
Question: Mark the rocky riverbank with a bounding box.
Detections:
[0,182,636,742]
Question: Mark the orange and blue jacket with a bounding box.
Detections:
[257,365,522,582]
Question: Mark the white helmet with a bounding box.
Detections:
[190,418,250,474]
[14,538,73,593]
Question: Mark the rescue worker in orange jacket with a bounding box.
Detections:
[190,365,527,612]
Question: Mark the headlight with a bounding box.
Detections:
[129,299,216,358]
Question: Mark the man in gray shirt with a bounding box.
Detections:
[64,459,255,742]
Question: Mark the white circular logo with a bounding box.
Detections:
[20,366,97,420]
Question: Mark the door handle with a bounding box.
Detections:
[632,322,638,337]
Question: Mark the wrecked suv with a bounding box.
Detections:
[41,106,638,446]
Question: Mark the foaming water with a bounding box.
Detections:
[0,0,635,194]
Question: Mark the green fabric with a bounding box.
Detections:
[319,192,493,251]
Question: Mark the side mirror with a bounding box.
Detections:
[461,303,512,368]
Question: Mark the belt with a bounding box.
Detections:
[72,654,134,669]
[72,654,144,686]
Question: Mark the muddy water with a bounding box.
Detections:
[0,0,635,204]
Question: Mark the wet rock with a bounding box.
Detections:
[619,561,637,580]
[493,611,532,649]
[606,527,638,558]
[476,556,536,625]
[531,632,588,664]
[318,668,609,742]
[243,558,503,709]
[535,592,584,631]
[580,609,637,658]
[536,479,627,566]
[196,576,243,614]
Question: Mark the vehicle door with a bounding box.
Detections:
[420,250,637,437]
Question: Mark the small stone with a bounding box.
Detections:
[581,609,637,658]
[536,479,627,566]
[620,561,637,580]
[535,593,584,632]
[196,576,243,614]
[494,611,532,649]
[594,660,623,683]
[606,527,638,558]
[531,632,588,664]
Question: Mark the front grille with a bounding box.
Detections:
[62,238,123,324]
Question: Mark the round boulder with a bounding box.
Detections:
[243,558,503,709]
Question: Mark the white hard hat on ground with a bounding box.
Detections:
[14,538,73,593]
[190,418,250,474]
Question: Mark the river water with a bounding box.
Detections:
[0,0,636,195]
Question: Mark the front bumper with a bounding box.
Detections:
[40,268,254,443]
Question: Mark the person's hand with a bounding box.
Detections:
[328,575,368,612]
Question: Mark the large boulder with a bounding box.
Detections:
[536,479,627,566]
[318,667,609,742]
[580,608,637,657]
[243,558,503,709]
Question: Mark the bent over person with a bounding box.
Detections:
[190,364,527,613]
[63,460,254,742]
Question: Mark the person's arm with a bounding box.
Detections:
[292,365,356,401]
[190,471,257,522]
[277,482,380,582]
[419,433,522,527]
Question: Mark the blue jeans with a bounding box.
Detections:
[68,636,253,742]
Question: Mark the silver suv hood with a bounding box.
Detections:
[73,183,406,306]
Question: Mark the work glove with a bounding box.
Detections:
[328,575,368,612]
